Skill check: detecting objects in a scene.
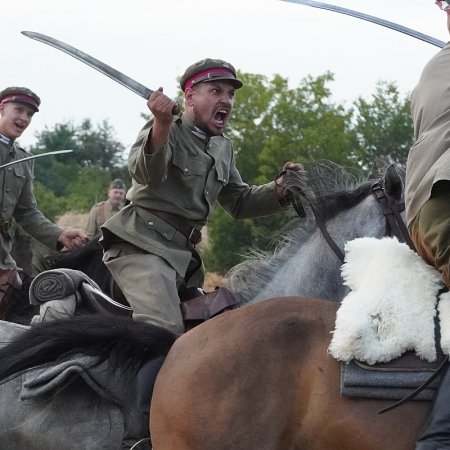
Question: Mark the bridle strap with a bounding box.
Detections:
[286,175,415,264]
[285,187,345,263]
[304,196,345,263]
[371,180,416,252]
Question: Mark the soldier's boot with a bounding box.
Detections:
[416,365,450,449]
[0,269,22,320]
[121,355,165,450]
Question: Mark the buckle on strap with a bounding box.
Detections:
[0,220,11,234]
[188,228,202,245]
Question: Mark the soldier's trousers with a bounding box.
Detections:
[103,241,185,334]
[409,181,450,290]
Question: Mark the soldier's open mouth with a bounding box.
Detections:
[214,109,228,126]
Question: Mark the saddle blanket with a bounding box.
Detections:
[341,352,444,400]
[328,236,450,400]
[329,236,448,365]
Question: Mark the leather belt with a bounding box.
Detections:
[148,209,202,245]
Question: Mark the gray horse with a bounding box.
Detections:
[0,161,407,449]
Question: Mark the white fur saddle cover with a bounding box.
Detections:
[328,236,450,365]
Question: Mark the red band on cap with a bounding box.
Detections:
[1,94,38,109]
[184,68,235,90]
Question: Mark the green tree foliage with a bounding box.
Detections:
[28,119,129,219]
[32,182,69,222]
[32,119,125,169]
[352,81,413,168]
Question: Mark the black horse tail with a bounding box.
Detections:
[0,314,177,381]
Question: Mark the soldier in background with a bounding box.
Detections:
[85,178,126,239]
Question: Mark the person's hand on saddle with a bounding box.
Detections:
[58,229,88,250]
[275,162,306,205]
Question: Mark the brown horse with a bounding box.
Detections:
[150,296,431,450]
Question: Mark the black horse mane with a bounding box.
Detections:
[0,314,176,382]
[42,236,103,271]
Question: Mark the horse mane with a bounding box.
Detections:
[0,315,176,381]
[226,159,402,302]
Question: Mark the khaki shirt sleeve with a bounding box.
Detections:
[128,119,172,185]
[218,153,285,219]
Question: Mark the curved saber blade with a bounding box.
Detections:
[0,150,73,170]
[281,0,446,49]
[21,31,153,99]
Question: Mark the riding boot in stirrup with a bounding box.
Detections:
[416,364,450,449]
[121,356,165,450]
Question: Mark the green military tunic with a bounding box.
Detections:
[101,114,285,278]
[85,199,123,239]
[0,136,62,269]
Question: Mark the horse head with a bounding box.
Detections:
[227,160,408,305]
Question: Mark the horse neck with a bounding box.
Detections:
[234,195,387,305]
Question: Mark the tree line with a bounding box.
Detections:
[25,71,413,275]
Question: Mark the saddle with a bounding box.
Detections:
[331,236,449,403]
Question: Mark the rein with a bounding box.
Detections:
[370,180,416,251]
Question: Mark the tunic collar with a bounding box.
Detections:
[0,133,12,147]
[181,114,212,142]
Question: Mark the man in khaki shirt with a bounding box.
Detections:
[0,86,87,318]
[408,2,450,449]
[85,178,126,239]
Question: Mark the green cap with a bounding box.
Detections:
[0,87,40,112]
[109,178,126,190]
[180,58,243,92]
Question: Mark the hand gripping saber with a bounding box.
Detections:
[281,0,446,49]
[21,31,180,114]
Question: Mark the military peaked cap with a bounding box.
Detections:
[0,87,40,112]
[109,178,126,190]
[180,58,243,92]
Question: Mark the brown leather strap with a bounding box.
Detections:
[180,287,240,321]
[148,209,202,245]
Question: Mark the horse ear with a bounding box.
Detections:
[383,164,404,202]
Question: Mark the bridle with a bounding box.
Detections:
[370,180,416,252]
[288,176,416,263]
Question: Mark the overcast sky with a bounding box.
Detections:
[3,0,447,153]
